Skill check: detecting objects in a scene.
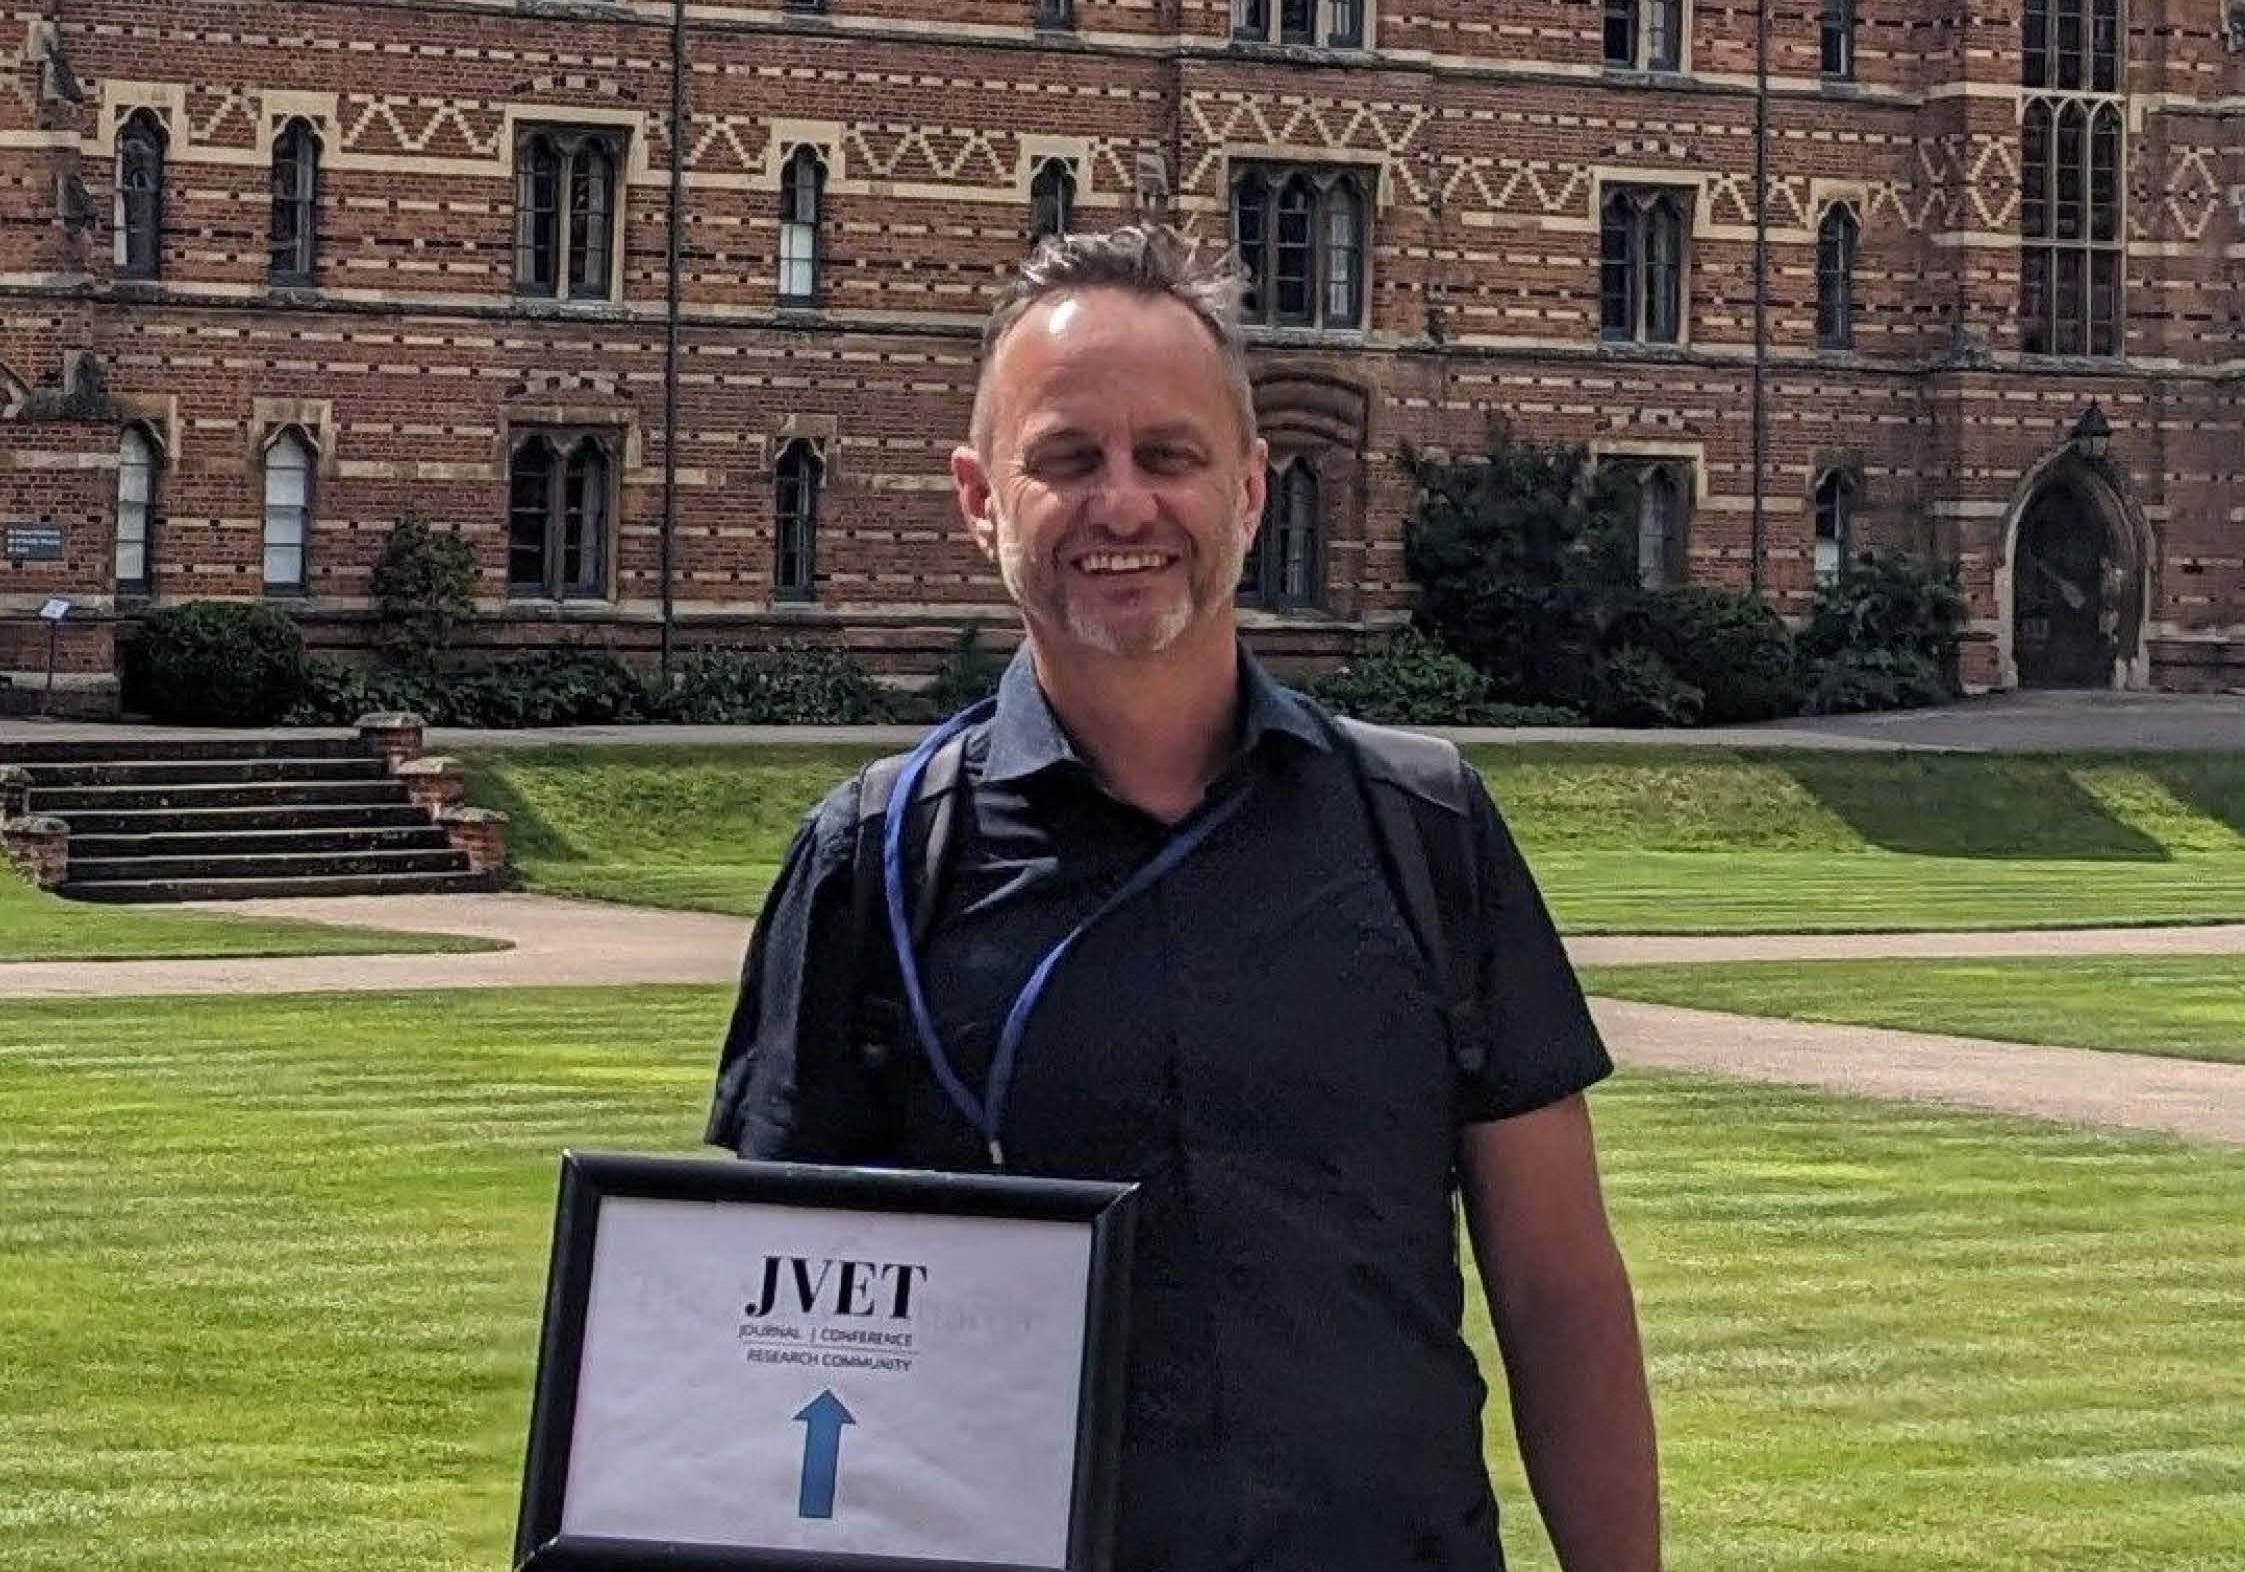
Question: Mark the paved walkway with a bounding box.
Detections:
[4,892,2243,1146]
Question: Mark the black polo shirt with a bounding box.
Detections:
[709,648,1611,1572]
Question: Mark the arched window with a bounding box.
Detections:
[1813,469,1858,587]
[1279,0,1314,43]
[2024,0,2051,86]
[1029,159,1075,244]
[515,129,622,301]
[508,433,610,599]
[2022,99,2053,238]
[2090,0,2119,91]
[1241,458,1322,609]
[261,428,315,593]
[1231,167,1366,330]
[117,111,166,281]
[1601,188,1688,344]
[1821,0,1855,78]
[269,119,320,285]
[1816,204,1859,350]
[778,147,824,305]
[774,439,822,602]
[1233,0,1269,37]
[1635,465,1689,589]
[2019,4,2123,359]
[115,425,160,592]
[1646,0,1684,69]
[568,140,615,298]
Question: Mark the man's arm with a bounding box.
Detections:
[1460,1094,1660,1572]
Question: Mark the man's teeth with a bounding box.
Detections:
[1078,552,1168,574]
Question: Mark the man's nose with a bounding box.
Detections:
[1090,454,1161,535]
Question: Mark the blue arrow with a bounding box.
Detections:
[792,1389,856,1519]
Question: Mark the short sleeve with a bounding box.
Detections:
[705,785,886,1161]
[1452,772,1613,1124]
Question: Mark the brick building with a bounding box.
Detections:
[1,0,2239,711]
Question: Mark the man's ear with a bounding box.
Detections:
[1240,436,1270,547]
[951,444,999,562]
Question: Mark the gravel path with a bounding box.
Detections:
[5,893,2242,1145]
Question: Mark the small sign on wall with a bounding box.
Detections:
[6,524,64,562]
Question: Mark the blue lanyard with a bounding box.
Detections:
[882,704,1247,1167]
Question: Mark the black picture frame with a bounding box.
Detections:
[514,1152,1138,1572]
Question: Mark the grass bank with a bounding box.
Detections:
[0,872,501,963]
[467,745,2245,934]
[1581,955,2245,1064]
[2,987,2240,1570]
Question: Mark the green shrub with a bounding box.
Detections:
[1613,586,1802,724]
[1305,627,1583,726]
[1800,551,1966,674]
[654,647,890,724]
[443,648,647,727]
[924,626,1009,716]
[1588,646,1705,728]
[1801,647,1955,715]
[285,657,439,724]
[371,517,478,669]
[124,600,309,725]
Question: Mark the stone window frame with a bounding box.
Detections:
[1599,184,1691,346]
[1604,0,1687,73]
[1816,201,1860,350]
[115,421,165,596]
[506,427,618,603]
[513,125,625,305]
[259,425,317,596]
[269,117,322,288]
[1029,157,1076,244]
[773,437,823,604]
[1239,455,1323,610]
[1231,163,1371,333]
[1232,0,1367,51]
[777,145,826,308]
[1595,453,1696,590]
[1820,0,1856,79]
[1813,467,1861,587]
[116,109,167,281]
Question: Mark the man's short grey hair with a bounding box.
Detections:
[969,224,1259,454]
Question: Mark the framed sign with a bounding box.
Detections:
[514,1153,1138,1572]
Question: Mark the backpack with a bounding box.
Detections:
[842,705,1492,1086]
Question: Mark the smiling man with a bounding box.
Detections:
[710,227,1660,1572]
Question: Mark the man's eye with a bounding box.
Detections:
[1140,447,1199,474]
[1031,448,1097,477]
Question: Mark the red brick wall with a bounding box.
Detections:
[0,0,2238,694]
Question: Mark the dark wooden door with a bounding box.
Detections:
[2014,491,2110,688]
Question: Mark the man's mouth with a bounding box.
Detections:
[1072,550,1176,576]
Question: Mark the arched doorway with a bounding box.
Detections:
[2013,482,2114,688]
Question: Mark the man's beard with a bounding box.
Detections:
[994,512,1247,659]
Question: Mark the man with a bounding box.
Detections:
[710,226,1660,1571]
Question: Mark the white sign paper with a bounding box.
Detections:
[558,1195,1095,1569]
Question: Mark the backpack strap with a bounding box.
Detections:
[1327,714,1490,1078]
[847,731,971,1071]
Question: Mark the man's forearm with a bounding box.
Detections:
[1489,1253,1661,1572]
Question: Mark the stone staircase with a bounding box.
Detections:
[0,731,499,902]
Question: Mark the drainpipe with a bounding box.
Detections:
[658,0,688,678]
[1749,0,1770,595]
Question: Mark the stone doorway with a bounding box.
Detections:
[2013,483,2116,689]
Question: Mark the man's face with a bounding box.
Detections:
[952,289,1265,661]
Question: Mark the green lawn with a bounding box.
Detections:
[0,871,501,963]
[468,744,2245,933]
[4,988,2243,1570]
[1582,955,2245,1065]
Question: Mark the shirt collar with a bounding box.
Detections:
[979,641,1331,786]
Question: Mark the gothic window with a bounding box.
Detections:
[1232,167,1368,330]
[774,439,822,603]
[1600,188,1688,344]
[1606,0,1684,69]
[1821,0,1855,78]
[269,119,320,285]
[117,110,166,281]
[1817,204,1859,349]
[1234,0,1363,47]
[261,428,314,593]
[1029,159,1075,244]
[115,425,160,592]
[778,146,825,305]
[2020,4,2124,360]
[1633,464,1690,589]
[515,129,623,301]
[508,433,611,600]
[1814,469,1858,587]
[1240,458,1321,609]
